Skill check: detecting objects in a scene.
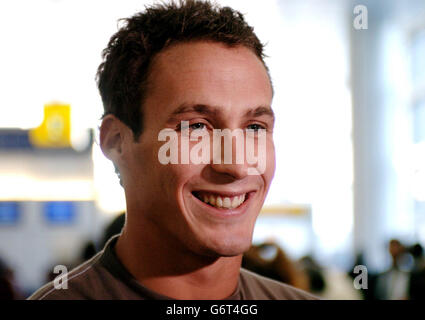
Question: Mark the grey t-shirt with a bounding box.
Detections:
[28,236,317,300]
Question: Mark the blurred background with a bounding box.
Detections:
[0,0,424,299]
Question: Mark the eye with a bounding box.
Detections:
[246,123,266,131]
[176,121,208,132]
[189,122,207,131]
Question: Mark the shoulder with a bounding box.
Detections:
[239,268,319,300]
[27,252,106,300]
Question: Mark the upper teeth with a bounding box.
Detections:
[199,192,246,209]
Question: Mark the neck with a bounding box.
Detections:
[115,221,242,300]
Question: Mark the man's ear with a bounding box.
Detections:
[99,115,126,162]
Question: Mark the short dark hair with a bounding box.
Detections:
[96,0,268,140]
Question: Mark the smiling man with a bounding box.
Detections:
[29,0,316,300]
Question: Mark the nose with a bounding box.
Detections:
[209,130,250,180]
[210,162,250,180]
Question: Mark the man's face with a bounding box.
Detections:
[121,41,275,257]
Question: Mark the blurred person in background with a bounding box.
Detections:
[0,257,23,300]
[80,241,97,262]
[28,0,317,300]
[299,256,326,295]
[375,239,410,300]
[0,257,15,300]
[408,243,425,300]
[242,242,309,291]
[347,252,378,300]
[300,255,362,300]
[99,212,126,251]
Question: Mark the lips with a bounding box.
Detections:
[192,191,248,209]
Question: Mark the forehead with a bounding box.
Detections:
[144,41,273,120]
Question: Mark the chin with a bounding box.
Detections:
[201,235,253,258]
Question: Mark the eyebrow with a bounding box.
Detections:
[169,104,218,119]
[244,106,275,120]
[168,103,274,121]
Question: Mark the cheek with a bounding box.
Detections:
[155,136,207,189]
[157,163,204,195]
[264,140,276,183]
[124,138,164,192]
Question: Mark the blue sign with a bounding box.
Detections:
[0,128,93,152]
[0,130,33,149]
[44,201,76,225]
[0,202,20,225]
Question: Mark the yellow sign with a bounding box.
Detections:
[29,103,71,148]
[260,205,310,216]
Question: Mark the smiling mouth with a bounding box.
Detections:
[192,191,248,209]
